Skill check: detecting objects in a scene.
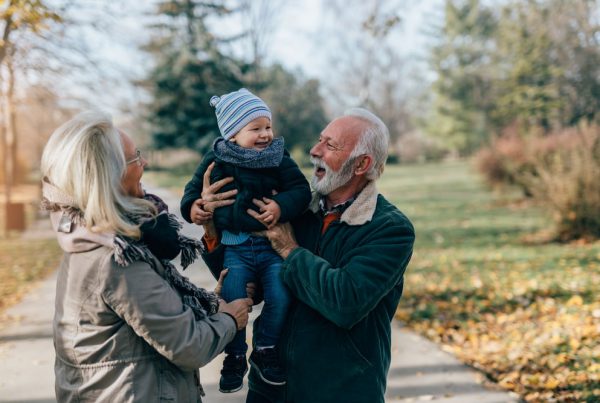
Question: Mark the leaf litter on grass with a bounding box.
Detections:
[389,161,600,402]
[0,238,62,318]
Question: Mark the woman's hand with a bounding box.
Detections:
[245,281,264,305]
[215,269,260,307]
[218,298,253,330]
[215,268,252,310]
[214,268,228,297]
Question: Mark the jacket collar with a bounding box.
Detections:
[49,210,114,253]
[42,179,114,254]
[309,180,379,225]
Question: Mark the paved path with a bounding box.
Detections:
[0,186,519,403]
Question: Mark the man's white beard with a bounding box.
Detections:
[310,156,356,195]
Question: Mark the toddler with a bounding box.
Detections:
[181,88,311,393]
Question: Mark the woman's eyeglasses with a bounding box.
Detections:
[126,149,143,166]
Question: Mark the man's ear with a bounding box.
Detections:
[355,155,373,176]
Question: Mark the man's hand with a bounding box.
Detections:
[249,197,281,229]
[218,297,253,330]
[192,162,237,225]
[265,222,299,259]
[191,198,213,225]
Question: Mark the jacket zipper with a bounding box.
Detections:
[232,166,240,231]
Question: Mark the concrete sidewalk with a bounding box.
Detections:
[0,186,519,403]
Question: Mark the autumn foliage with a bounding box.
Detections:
[475,124,600,241]
[0,238,61,313]
[386,162,600,402]
[398,261,599,402]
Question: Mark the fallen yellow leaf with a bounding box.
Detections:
[566,295,583,306]
[544,377,560,389]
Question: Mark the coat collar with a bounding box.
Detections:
[309,181,379,226]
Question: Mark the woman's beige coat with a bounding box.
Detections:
[54,239,235,402]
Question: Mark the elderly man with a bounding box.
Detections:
[193,108,415,403]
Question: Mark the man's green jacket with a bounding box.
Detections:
[202,181,415,403]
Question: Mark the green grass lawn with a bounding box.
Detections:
[151,160,599,401]
[389,161,599,402]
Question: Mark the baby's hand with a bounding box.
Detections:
[190,198,213,225]
[256,197,281,229]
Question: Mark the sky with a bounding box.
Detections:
[266,0,442,78]
[54,0,444,117]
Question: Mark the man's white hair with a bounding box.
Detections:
[41,110,153,238]
[344,107,390,180]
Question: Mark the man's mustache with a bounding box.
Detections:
[310,157,329,171]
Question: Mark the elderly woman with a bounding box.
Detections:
[40,111,252,402]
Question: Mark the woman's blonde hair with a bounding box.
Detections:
[41,110,153,238]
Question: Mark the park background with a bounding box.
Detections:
[0,0,598,401]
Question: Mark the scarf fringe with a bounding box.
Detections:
[114,236,218,319]
[161,260,219,319]
[113,236,156,267]
[167,213,183,231]
[179,235,205,270]
[164,211,204,270]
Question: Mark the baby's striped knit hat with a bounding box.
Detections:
[209,88,272,140]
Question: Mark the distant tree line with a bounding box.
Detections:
[428,0,600,155]
[428,0,600,240]
[142,0,327,158]
[143,0,600,165]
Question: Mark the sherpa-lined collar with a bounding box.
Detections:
[309,180,379,226]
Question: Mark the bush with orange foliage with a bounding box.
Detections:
[476,124,600,240]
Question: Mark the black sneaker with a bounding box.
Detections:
[249,347,286,386]
[219,354,248,393]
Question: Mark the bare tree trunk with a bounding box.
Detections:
[0,0,15,67]
[0,0,16,235]
[1,71,8,235]
[7,54,16,187]
[1,52,17,234]
[239,0,284,86]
